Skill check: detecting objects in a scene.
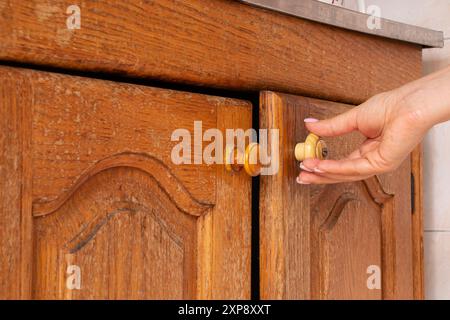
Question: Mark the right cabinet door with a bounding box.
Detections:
[260,91,414,300]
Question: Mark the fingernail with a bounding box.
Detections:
[299,162,313,172]
[296,176,310,185]
[314,168,325,173]
[304,118,319,123]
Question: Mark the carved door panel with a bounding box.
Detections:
[260,92,414,300]
[0,66,252,299]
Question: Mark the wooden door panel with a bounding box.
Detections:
[260,91,413,300]
[311,181,383,300]
[35,167,201,299]
[0,66,252,299]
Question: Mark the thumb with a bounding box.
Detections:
[304,108,358,137]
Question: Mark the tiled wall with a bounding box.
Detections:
[338,0,450,299]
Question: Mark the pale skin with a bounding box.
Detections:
[297,64,450,185]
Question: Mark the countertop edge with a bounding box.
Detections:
[239,0,444,48]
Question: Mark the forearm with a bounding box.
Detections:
[396,64,450,129]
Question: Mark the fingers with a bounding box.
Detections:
[304,107,359,137]
[297,171,372,184]
[297,172,340,185]
[298,161,374,184]
[298,137,407,184]
[301,157,377,177]
[298,159,373,184]
[297,137,388,184]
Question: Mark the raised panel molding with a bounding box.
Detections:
[312,177,396,299]
[33,167,203,299]
[33,152,213,217]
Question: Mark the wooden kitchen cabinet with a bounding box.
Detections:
[0,67,252,299]
[260,92,414,300]
[0,0,440,300]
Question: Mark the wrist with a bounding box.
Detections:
[399,66,450,129]
[400,88,450,134]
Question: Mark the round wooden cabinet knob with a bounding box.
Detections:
[225,142,261,176]
[295,133,328,161]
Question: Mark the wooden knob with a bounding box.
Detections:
[225,142,261,176]
[295,133,328,161]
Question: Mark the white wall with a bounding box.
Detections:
[337,0,450,299]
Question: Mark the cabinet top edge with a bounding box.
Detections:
[238,0,444,48]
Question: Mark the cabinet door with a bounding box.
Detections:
[260,91,415,300]
[0,66,252,299]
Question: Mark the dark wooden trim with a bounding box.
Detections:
[411,145,424,300]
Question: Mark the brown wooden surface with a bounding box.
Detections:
[260,92,415,300]
[0,0,421,104]
[411,145,424,300]
[0,68,33,299]
[0,66,252,299]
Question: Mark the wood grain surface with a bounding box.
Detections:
[260,91,415,300]
[0,0,421,104]
[0,66,252,299]
[0,67,33,299]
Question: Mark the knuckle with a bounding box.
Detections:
[350,162,365,176]
[405,109,426,126]
[329,122,339,136]
[369,92,391,107]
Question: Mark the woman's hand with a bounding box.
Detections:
[297,65,450,185]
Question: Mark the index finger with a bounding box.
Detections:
[302,157,379,177]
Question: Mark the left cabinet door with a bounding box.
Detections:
[0,66,252,300]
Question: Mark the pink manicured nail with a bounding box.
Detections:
[300,162,313,172]
[314,168,325,173]
[304,118,319,123]
[296,176,310,185]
